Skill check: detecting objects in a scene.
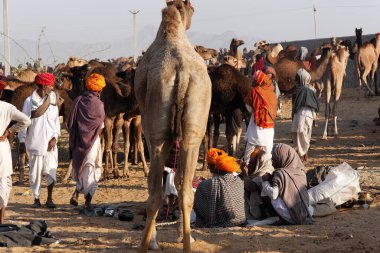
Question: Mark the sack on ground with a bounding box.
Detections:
[308,162,361,206]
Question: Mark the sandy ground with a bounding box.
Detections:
[4,88,380,253]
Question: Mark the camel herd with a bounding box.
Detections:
[1,0,380,252]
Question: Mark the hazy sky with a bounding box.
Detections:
[1,0,379,45]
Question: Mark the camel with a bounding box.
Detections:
[355,33,380,97]
[322,45,351,139]
[134,1,211,252]
[256,41,301,66]
[194,45,217,61]
[4,69,36,91]
[227,38,246,70]
[66,57,88,68]
[274,46,332,92]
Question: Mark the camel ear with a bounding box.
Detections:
[184,0,191,7]
[166,0,174,6]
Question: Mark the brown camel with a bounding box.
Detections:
[227,38,246,70]
[194,45,217,61]
[134,1,211,252]
[274,47,332,92]
[5,69,36,91]
[355,33,380,96]
[322,45,350,139]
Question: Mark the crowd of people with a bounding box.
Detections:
[0,45,321,227]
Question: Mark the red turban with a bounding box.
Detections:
[35,73,55,86]
[0,80,6,91]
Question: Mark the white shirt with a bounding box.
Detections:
[0,101,31,177]
[18,90,60,156]
[245,105,274,149]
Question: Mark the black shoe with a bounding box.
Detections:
[31,199,42,208]
[45,199,56,209]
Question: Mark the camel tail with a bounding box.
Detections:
[170,70,189,141]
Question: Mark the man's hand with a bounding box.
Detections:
[47,138,56,151]
[261,173,271,182]
[0,130,10,142]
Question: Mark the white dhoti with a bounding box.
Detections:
[76,137,102,196]
[29,148,58,199]
[243,117,274,164]
[291,107,315,157]
[0,176,12,209]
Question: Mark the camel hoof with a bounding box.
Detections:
[148,240,159,250]
[176,236,195,244]
[321,136,328,140]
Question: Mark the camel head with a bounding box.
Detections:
[194,45,218,61]
[230,38,245,48]
[255,40,270,52]
[165,0,194,30]
[355,28,362,38]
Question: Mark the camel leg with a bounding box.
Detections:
[375,72,379,95]
[104,117,114,179]
[201,134,209,171]
[18,142,27,184]
[322,78,331,140]
[122,119,132,178]
[212,113,221,148]
[140,141,171,252]
[370,61,379,95]
[135,117,149,177]
[62,160,73,183]
[112,115,124,178]
[362,68,375,96]
[177,140,200,252]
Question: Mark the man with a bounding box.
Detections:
[18,73,60,208]
[291,68,319,162]
[0,84,31,223]
[68,73,105,214]
[243,70,278,164]
[193,148,246,227]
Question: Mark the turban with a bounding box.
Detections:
[207,148,227,165]
[207,148,239,173]
[35,73,55,86]
[86,73,106,92]
[0,80,6,91]
[215,155,240,173]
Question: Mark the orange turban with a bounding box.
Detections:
[0,80,6,91]
[216,155,240,173]
[207,148,239,173]
[207,148,227,165]
[86,73,106,92]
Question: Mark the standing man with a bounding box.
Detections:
[68,73,105,214]
[243,70,278,164]
[0,84,31,223]
[18,73,61,208]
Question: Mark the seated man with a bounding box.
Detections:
[193,148,246,227]
[260,144,313,225]
[242,146,276,220]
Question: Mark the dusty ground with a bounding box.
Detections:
[5,88,380,253]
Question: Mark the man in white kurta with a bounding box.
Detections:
[18,73,60,208]
[0,99,31,224]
